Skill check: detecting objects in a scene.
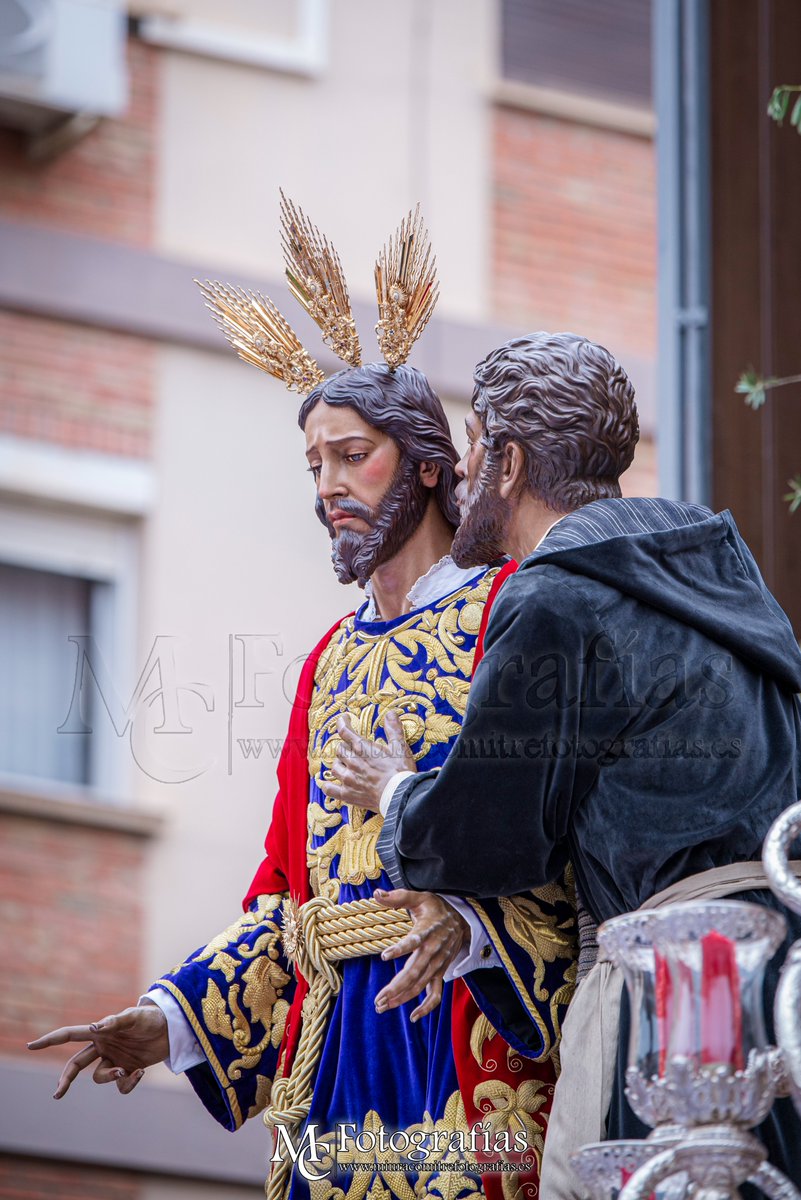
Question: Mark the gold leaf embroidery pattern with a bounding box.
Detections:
[305,571,498,899]
[467,884,578,1060]
[202,979,234,1040]
[189,894,284,973]
[469,1012,499,1070]
[203,951,240,983]
[311,1093,483,1200]
[247,1072,273,1120]
[498,895,577,1003]
[472,1079,551,1180]
[173,896,293,1085]
[227,968,292,1081]
[411,1092,482,1200]
[241,956,292,1026]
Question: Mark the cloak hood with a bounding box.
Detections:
[523,497,801,694]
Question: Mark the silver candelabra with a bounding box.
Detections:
[569,830,801,1200]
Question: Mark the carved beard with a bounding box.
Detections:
[326,457,430,588]
[450,453,511,568]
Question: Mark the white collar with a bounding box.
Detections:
[361,554,484,621]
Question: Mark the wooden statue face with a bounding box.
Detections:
[454,409,486,519]
[451,407,509,569]
[303,400,401,535]
[303,399,432,586]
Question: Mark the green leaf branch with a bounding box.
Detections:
[784,477,801,515]
[735,372,801,516]
[735,370,801,411]
[733,88,801,513]
[767,86,801,132]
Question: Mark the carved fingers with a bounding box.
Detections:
[373,892,468,1019]
[327,712,415,812]
[28,1005,168,1098]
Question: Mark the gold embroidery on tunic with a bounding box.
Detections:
[304,571,498,900]
[466,894,577,1060]
[310,1092,483,1200]
[201,979,234,1040]
[241,957,292,1027]
[169,896,292,1085]
[472,1079,551,1181]
[155,978,244,1129]
[498,895,577,1003]
[247,1073,273,1120]
[470,1012,499,1070]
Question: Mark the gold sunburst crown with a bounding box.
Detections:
[375,204,439,370]
[196,279,325,394]
[280,190,362,368]
[197,196,440,395]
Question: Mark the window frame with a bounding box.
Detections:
[0,437,150,805]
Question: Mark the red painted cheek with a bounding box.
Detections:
[361,446,399,491]
[362,460,387,484]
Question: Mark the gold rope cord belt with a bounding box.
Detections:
[264,895,414,1200]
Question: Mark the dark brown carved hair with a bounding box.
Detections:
[298,362,460,528]
[472,332,640,511]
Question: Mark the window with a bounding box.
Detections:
[0,562,93,786]
[500,0,651,107]
[0,489,141,803]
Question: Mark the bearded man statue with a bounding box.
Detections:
[31,358,578,1200]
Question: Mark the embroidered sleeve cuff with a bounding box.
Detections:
[442,896,501,980]
[379,771,415,817]
[140,990,206,1074]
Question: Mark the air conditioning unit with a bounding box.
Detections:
[0,0,128,134]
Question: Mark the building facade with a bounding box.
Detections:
[0,3,657,1196]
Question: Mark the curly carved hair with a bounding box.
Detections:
[472,332,640,511]
[298,362,460,528]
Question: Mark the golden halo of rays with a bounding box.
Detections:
[195,279,325,395]
[280,191,362,367]
[374,204,440,370]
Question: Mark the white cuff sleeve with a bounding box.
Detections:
[139,990,206,1074]
[379,771,416,817]
[441,897,501,981]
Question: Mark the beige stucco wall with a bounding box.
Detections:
[142,0,492,987]
[155,0,495,322]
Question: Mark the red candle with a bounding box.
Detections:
[620,1167,655,1199]
[654,950,672,1077]
[656,950,713,1074]
[672,960,696,1061]
[700,929,743,1069]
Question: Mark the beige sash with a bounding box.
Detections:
[539,860,801,1200]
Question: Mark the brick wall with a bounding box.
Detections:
[493,106,657,360]
[0,35,158,460]
[620,435,658,497]
[0,37,156,1200]
[0,1157,138,1200]
[493,104,659,493]
[0,813,145,1059]
[0,39,157,247]
[0,310,154,458]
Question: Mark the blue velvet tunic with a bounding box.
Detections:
[151,568,577,1199]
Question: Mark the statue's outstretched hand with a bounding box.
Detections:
[372,889,468,1021]
[28,1005,169,1098]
